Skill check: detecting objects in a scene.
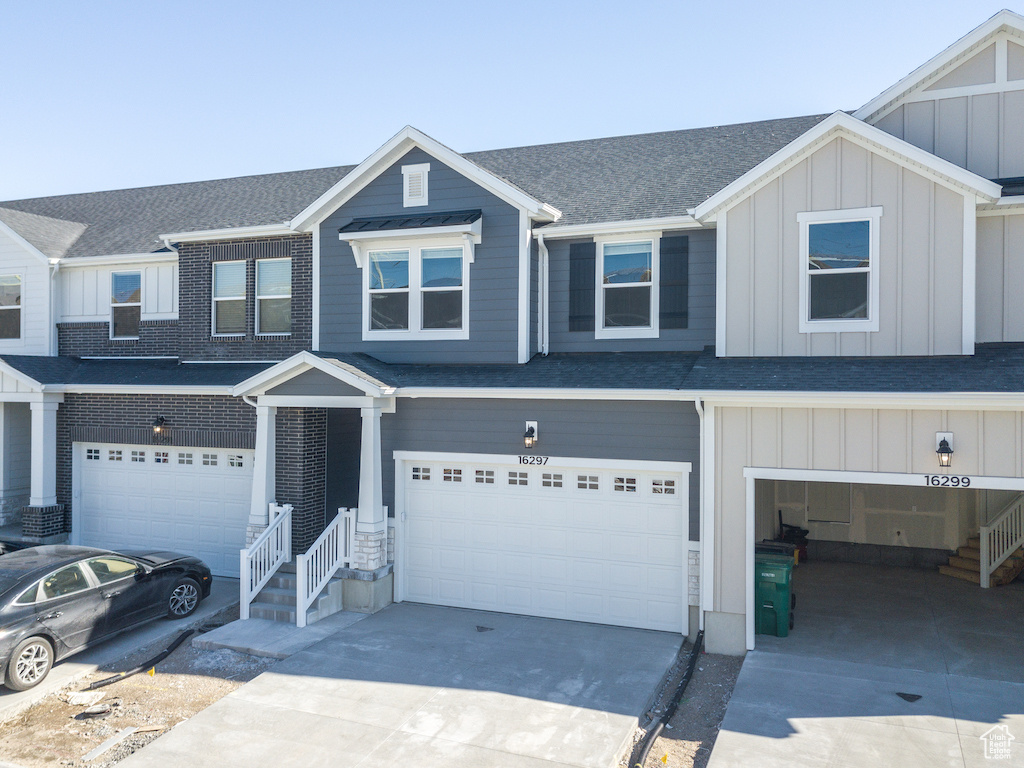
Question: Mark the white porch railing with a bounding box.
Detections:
[295,507,357,628]
[240,503,293,619]
[980,493,1024,588]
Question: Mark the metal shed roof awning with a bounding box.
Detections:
[338,209,481,234]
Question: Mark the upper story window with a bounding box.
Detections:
[256,258,291,335]
[364,240,468,340]
[0,275,21,340]
[595,238,659,339]
[797,207,881,334]
[110,272,141,339]
[402,163,430,207]
[213,261,246,336]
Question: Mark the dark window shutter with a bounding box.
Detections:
[659,235,689,329]
[568,241,596,332]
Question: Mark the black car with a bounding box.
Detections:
[0,545,213,691]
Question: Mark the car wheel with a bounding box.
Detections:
[167,578,201,618]
[4,636,53,691]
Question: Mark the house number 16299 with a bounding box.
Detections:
[923,474,970,487]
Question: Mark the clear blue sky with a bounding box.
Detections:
[0,1,1014,201]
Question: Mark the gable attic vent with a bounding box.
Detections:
[402,163,430,207]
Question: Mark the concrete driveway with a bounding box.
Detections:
[708,563,1024,768]
[119,603,682,767]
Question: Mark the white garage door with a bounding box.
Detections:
[399,453,688,633]
[74,443,254,578]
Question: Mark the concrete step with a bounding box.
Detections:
[249,571,348,625]
[256,586,296,607]
[267,573,298,590]
[947,555,981,571]
[248,601,297,623]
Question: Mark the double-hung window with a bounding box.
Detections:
[256,258,291,335]
[110,272,141,339]
[0,275,21,340]
[213,261,246,335]
[596,238,659,339]
[797,207,881,333]
[364,241,468,339]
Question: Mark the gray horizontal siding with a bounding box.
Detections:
[379,397,701,539]
[319,147,521,363]
[547,228,717,353]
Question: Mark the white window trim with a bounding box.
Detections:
[360,235,470,341]
[402,163,430,207]
[797,207,882,334]
[255,257,292,337]
[110,271,141,340]
[211,261,246,338]
[0,273,23,342]
[595,234,660,340]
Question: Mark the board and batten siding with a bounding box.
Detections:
[711,404,1024,617]
[319,147,522,363]
[722,137,967,357]
[0,228,51,356]
[59,262,178,322]
[372,397,701,539]
[546,229,716,353]
[871,36,1024,179]
[976,211,1024,342]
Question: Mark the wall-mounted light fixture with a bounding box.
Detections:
[153,416,167,444]
[935,432,954,468]
[524,421,538,450]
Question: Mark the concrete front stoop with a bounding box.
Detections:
[247,563,346,626]
[938,535,1024,586]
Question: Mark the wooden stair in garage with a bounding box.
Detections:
[248,562,347,625]
[939,536,1024,586]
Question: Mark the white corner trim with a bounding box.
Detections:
[963,196,977,355]
[853,10,1024,121]
[692,112,1001,222]
[745,473,755,651]
[518,210,531,363]
[312,225,321,351]
[159,223,295,245]
[701,402,715,620]
[715,209,727,354]
[289,126,561,231]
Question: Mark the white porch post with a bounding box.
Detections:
[29,401,58,507]
[354,404,386,570]
[247,404,276,542]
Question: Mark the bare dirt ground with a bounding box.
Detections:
[0,614,275,768]
[623,646,743,768]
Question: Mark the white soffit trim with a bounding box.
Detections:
[289,126,562,231]
[231,350,395,397]
[978,196,1024,215]
[536,215,707,239]
[58,252,178,268]
[853,10,1024,122]
[0,219,50,266]
[159,223,295,245]
[692,111,1002,221]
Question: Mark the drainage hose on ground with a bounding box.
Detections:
[83,629,195,691]
[630,629,705,768]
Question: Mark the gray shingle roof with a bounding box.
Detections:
[0,115,828,258]
[0,207,88,259]
[0,356,272,387]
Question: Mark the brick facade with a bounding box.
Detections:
[177,235,313,361]
[275,407,327,552]
[58,320,180,357]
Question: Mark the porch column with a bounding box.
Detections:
[29,401,58,507]
[247,404,276,542]
[353,404,386,571]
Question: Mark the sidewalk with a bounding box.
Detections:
[0,578,239,724]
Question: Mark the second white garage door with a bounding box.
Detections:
[397,452,689,633]
[74,443,254,577]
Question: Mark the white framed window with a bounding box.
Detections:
[108,450,122,462]
[443,468,462,482]
[363,239,469,341]
[577,474,599,490]
[613,476,638,493]
[542,472,563,488]
[178,452,193,465]
[154,451,169,464]
[212,261,246,336]
[508,471,528,486]
[412,466,430,481]
[256,258,291,335]
[86,448,100,461]
[202,453,218,466]
[110,272,141,340]
[0,275,22,340]
[228,454,244,468]
[596,236,659,339]
[474,469,494,484]
[797,207,881,334]
[130,450,145,463]
[402,163,430,207]
[652,478,676,495]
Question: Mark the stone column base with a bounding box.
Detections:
[245,523,268,546]
[21,504,66,541]
[352,530,387,571]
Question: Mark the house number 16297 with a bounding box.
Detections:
[923,474,970,487]
[519,455,549,465]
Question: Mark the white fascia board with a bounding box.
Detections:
[693,111,1002,221]
[339,218,482,244]
[0,219,50,266]
[159,223,295,245]
[289,126,561,232]
[394,387,700,401]
[58,252,178,268]
[536,215,707,239]
[853,10,1024,122]
[701,391,1024,411]
[978,196,1024,216]
[50,385,234,395]
[231,350,394,397]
